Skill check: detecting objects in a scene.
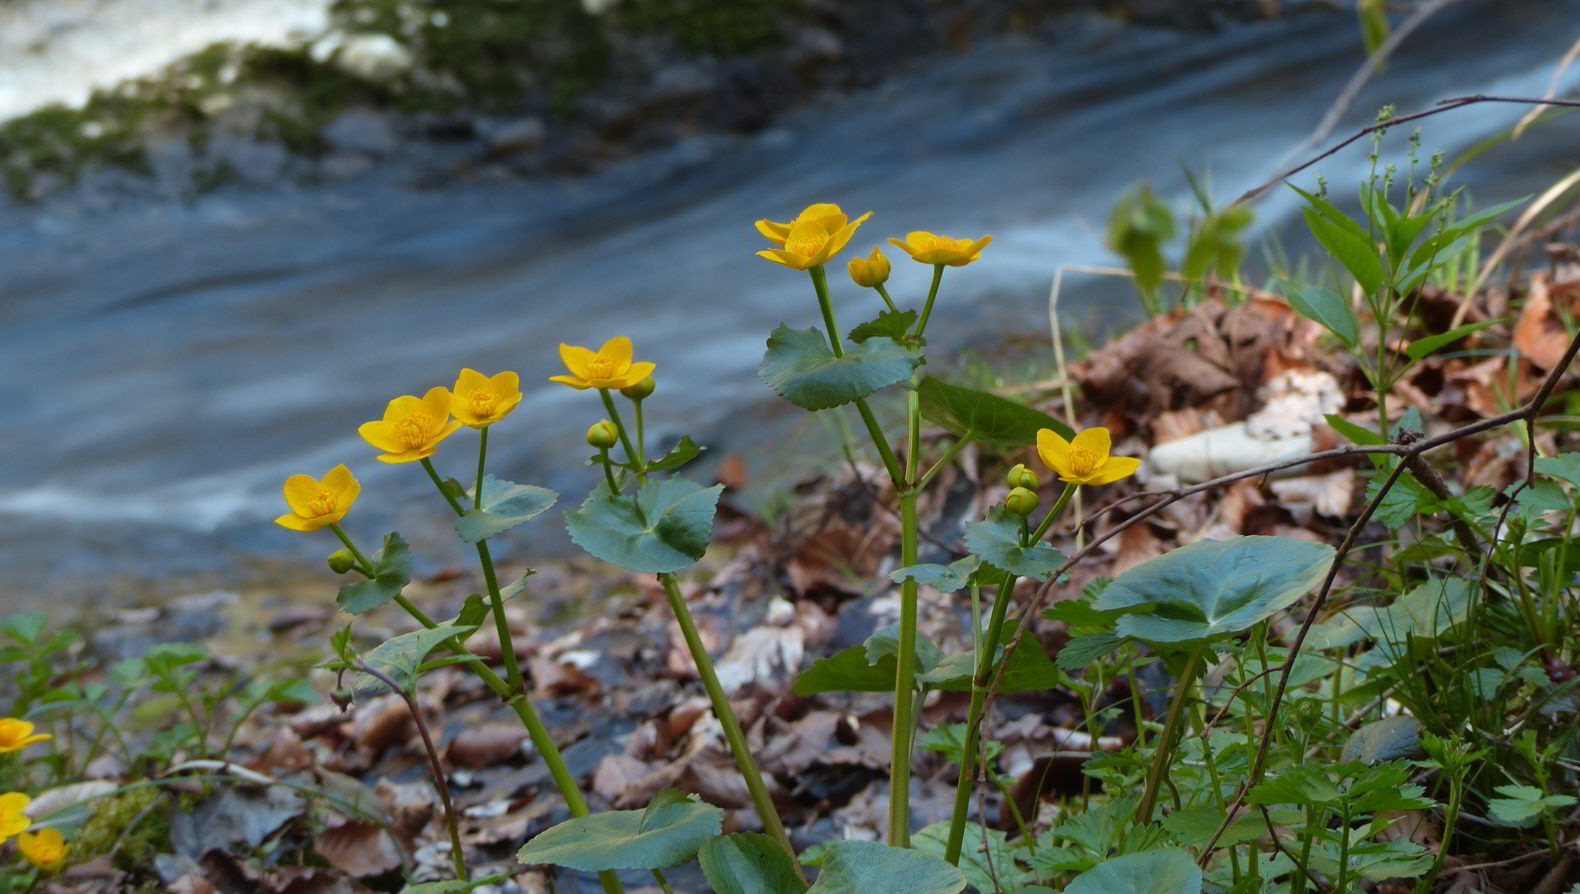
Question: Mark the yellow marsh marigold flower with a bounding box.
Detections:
[0,718,50,753]
[358,387,461,463]
[0,792,31,845]
[274,464,360,532]
[847,246,891,288]
[551,336,656,391]
[18,827,66,870]
[449,368,522,428]
[888,230,993,266]
[755,203,872,270]
[1036,426,1140,486]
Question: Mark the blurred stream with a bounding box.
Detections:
[1,0,1578,605]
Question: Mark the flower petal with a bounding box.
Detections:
[600,335,633,367]
[622,361,657,386]
[1089,456,1141,485]
[756,248,811,269]
[489,370,521,399]
[755,218,792,245]
[274,512,320,531]
[560,343,597,378]
[549,374,592,389]
[454,367,488,394]
[421,386,451,421]
[358,420,402,453]
[282,474,320,515]
[887,238,921,259]
[1071,426,1111,461]
[325,465,360,508]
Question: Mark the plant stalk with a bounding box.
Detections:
[1135,648,1205,824]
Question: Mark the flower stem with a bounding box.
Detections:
[809,266,844,357]
[915,438,968,494]
[944,566,1016,863]
[632,399,648,468]
[888,394,922,845]
[474,427,489,509]
[329,524,374,575]
[421,458,465,515]
[659,573,800,872]
[1135,648,1205,825]
[914,264,945,337]
[598,447,621,495]
[599,389,642,471]
[874,283,899,313]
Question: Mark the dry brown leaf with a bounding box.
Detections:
[446,723,528,768]
[314,821,402,878]
[1515,275,1572,369]
[594,754,655,801]
[1269,469,1355,519]
[345,694,414,754]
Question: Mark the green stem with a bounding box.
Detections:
[659,574,800,873]
[599,389,642,471]
[330,524,375,575]
[651,870,674,894]
[854,399,906,484]
[914,436,967,494]
[874,283,899,313]
[632,399,648,469]
[944,567,1016,863]
[475,427,489,509]
[1135,648,1205,824]
[809,266,844,357]
[1031,483,1078,543]
[889,497,921,844]
[406,460,621,893]
[598,448,621,495]
[914,264,946,337]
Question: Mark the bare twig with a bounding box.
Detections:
[356,660,468,882]
[1235,95,1580,206]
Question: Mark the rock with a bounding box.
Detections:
[318,152,373,180]
[331,33,414,82]
[214,138,289,184]
[1148,421,1310,485]
[322,109,398,156]
[647,64,713,104]
[486,116,546,153]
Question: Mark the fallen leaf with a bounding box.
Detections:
[447,723,528,768]
[314,821,402,877]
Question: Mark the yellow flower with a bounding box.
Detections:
[755,203,872,270]
[18,827,66,870]
[274,464,361,532]
[550,336,656,391]
[1036,427,1140,486]
[888,230,993,266]
[358,387,462,463]
[449,368,522,428]
[847,246,891,288]
[0,792,31,845]
[0,719,50,753]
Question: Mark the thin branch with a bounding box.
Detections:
[1235,95,1580,206]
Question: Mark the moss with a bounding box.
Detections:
[73,786,170,871]
[614,0,804,56]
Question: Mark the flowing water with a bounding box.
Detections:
[2,0,1578,605]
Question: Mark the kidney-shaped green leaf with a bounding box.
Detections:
[338,532,413,614]
[516,790,723,871]
[965,507,1067,581]
[918,376,1072,445]
[1064,849,1202,894]
[1095,536,1333,643]
[759,325,920,411]
[700,833,807,894]
[456,475,558,543]
[806,840,965,894]
[565,479,723,573]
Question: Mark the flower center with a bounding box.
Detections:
[468,390,496,415]
[787,234,826,258]
[395,416,430,450]
[308,491,336,517]
[1067,447,1102,477]
[586,355,622,379]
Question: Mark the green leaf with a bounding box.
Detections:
[918,376,1072,445]
[914,822,1034,892]
[864,625,944,674]
[1488,784,1577,827]
[849,309,918,344]
[1534,452,1580,487]
[337,532,414,614]
[1308,578,1472,651]
[1324,414,1385,447]
[759,325,920,411]
[890,557,981,592]
[455,475,557,543]
[400,875,509,893]
[1095,536,1334,643]
[918,724,1003,766]
[354,624,472,692]
[516,790,723,871]
[1303,207,1383,294]
[915,635,1061,692]
[1405,319,1501,361]
[565,478,723,573]
[1056,633,1127,671]
[965,507,1067,581]
[792,645,896,695]
[1064,849,1203,894]
[699,833,807,894]
[1341,717,1423,764]
[1107,185,1176,298]
[1407,197,1527,272]
[805,840,966,894]
[644,436,704,473]
[1282,283,1359,348]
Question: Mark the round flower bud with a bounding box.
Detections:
[848,246,891,288]
[620,375,656,401]
[1006,463,1039,491]
[586,420,620,449]
[1005,486,1040,516]
[326,548,357,575]
[331,687,354,712]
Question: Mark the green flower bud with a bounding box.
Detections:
[331,687,354,711]
[620,375,656,401]
[327,548,357,574]
[587,419,620,449]
[1006,486,1040,516]
[1007,463,1039,491]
